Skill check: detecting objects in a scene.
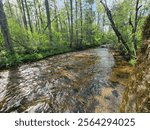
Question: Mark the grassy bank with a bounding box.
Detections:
[0,43,100,69]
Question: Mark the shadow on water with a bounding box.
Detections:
[0,67,23,112]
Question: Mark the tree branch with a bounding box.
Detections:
[129,15,134,29]
[43,13,60,33]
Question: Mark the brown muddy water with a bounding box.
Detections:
[0,48,125,113]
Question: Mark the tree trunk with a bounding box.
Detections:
[15,3,22,26]
[129,0,141,57]
[54,0,59,32]
[79,0,83,45]
[33,0,40,32]
[64,0,71,43]
[58,13,63,38]
[75,0,79,48]
[45,0,53,44]
[100,0,131,57]
[0,0,13,53]
[97,11,100,26]
[24,0,33,33]
[133,0,140,50]
[20,0,28,30]
[7,0,13,16]
[70,0,73,47]
[38,2,44,31]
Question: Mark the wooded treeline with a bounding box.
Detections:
[0,0,149,66]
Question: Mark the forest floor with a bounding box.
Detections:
[0,47,133,113]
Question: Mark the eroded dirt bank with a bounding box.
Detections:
[120,15,150,112]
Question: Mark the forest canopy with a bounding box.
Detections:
[0,0,150,67]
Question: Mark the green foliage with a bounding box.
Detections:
[0,44,73,68]
[129,58,136,66]
[0,31,4,48]
[111,0,148,55]
[0,0,149,68]
[97,31,117,45]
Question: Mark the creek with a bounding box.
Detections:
[0,48,125,113]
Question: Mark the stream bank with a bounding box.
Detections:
[120,15,150,113]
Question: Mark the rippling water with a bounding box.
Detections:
[0,48,124,113]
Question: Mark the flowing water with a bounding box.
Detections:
[0,48,124,113]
